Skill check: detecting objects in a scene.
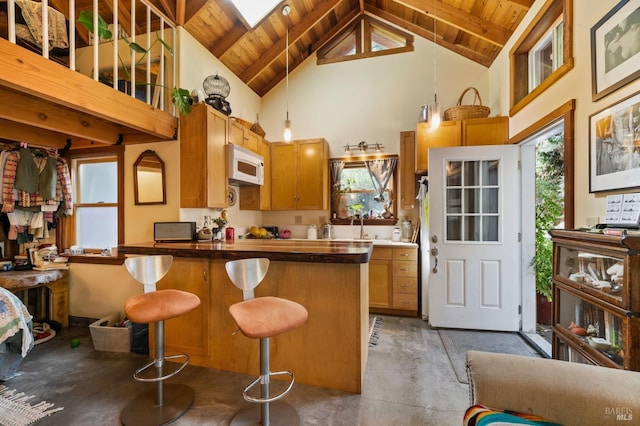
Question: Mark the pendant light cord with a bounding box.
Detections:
[286,24,289,119]
[433,0,437,105]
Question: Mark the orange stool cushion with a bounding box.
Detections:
[125,289,201,323]
[229,296,308,339]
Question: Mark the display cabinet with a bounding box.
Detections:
[550,229,640,371]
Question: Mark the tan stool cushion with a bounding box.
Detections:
[125,289,201,323]
[229,296,308,339]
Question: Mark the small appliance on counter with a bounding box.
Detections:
[154,222,196,242]
[307,225,317,240]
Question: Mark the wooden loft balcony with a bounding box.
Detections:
[0,35,178,150]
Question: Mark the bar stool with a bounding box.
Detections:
[225,258,308,426]
[120,255,201,426]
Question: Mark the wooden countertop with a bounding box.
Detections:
[118,239,373,264]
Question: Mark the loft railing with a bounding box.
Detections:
[3,0,177,115]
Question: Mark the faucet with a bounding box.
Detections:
[350,215,365,239]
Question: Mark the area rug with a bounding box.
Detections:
[368,316,383,347]
[438,329,541,384]
[0,385,63,426]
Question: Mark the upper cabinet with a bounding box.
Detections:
[271,139,329,210]
[228,119,260,153]
[180,103,228,208]
[416,116,508,173]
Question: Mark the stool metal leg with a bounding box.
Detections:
[121,320,195,426]
[231,337,300,426]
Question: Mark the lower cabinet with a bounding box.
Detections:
[369,245,418,316]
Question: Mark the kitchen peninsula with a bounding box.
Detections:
[118,239,373,393]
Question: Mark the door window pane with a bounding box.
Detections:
[447,216,461,241]
[464,161,480,186]
[482,160,499,185]
[447,189,461,214]
[464,216,480,241]
[483,216,499,241]
[464,188,481,214]
[446,161,462,186]
[482,188,498,213]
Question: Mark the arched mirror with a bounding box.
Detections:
[133,150,166,205]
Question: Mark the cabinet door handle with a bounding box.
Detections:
[400,253,408,257]
[400,268,407,271]
[203,268,207,282]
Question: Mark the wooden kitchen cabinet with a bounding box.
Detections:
[153,258,211,366]
[400,130,416,210]
[369,245,418,316]
[180,103,228,208]
[271,138,329,210]
[229,118,260,153]
[239,138,271,210]
[415,116,508,173]
[369,247,393,309]
[550,229,640,371]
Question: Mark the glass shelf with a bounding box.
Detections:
[554,245,625,308]
[555,286,624,368]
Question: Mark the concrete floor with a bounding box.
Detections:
[4,315,469,425]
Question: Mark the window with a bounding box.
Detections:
[318,16,413,65]
[61,147,124,261]
[229,0,282,28]
[528,17,564,90]
[510,0,574,116]
[330,155,398,225]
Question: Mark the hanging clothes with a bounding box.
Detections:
[15,147,57,200]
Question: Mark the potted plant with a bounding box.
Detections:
[530,134,564,325]
[77,11,191,116]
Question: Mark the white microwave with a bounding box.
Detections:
[227,143,264,185]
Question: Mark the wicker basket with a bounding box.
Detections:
[444,87,490,121]
[230,117,253,129]
[250,121,266,137]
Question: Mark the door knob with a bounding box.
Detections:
[430,247,438,273]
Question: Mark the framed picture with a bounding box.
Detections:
[591,0,640,101]
[589,90,640,192]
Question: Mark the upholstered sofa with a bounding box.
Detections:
[465,350,640,425]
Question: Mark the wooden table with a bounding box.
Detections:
[0,270,69,327]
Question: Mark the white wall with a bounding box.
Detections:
[489,0,640,227]
[260,36,489,157]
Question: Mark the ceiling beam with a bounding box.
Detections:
[0,88,124,145]
[240,0,343,85]
[0,119,69,149]
[184,0,214,26]
[391,0,511,47]
[257,7,361,96]
[506,0,534,8]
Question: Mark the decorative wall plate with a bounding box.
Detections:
[228,187,237,206]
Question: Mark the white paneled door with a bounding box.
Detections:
[428,145,521,331]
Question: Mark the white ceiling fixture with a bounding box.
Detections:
[230,0,283,28]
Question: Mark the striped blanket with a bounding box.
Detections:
[0,288,33,357]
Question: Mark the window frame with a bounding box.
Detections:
[59,146,124,265]
[509,0,574,116]
[330,154,398,226]
[318,16,414,65]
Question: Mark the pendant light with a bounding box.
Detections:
[430,0,441,128]
[282,5,292,142]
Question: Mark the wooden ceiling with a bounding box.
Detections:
[75,0,534,97]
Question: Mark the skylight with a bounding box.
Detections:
[230,0,282,28]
